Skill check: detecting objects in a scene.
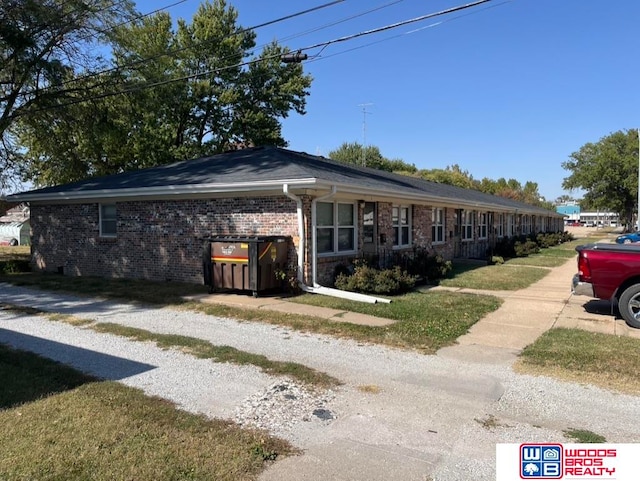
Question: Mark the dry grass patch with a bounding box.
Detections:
[1,302,94,326]
[357,384,382,394]
[516,328,640,395]
[92,323,342,389]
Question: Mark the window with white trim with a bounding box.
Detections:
[392,205,411,247]
[497,213,504,238]
[507,214,515,236]
[478,212,487,239]
[316,201,356,255]
[431,207,445,244]
[523,215,531,234]
[99,204,117,237]
[462,210,474,241]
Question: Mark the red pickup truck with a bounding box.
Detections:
[572,243,640,328]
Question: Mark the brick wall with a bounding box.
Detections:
[31,197,299,284]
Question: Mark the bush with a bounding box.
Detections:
[490,256,504,265]
[536,232,563,248]
[1,260,30,274]
[388,247,452,283]
[334,263,416,295]
[514,239,540,257]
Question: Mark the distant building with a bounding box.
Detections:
[0,203,30,245]
[555,202,619,226]
[556,202,580,222]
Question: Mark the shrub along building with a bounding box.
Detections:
[8,146,564,289]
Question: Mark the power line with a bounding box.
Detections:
[75,0,192,43]
[306,0,509,63]
[299,0,493,54]
[16,0,347,100]
[23,0,496,115]
[276,0,405,45]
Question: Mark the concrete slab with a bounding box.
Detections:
[457,322,549,350]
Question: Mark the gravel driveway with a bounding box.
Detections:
[1,283,639,481]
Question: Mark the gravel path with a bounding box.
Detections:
[1,283,639,481]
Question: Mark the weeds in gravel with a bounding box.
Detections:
[563,428,606,443]
[1,266,502,353]
[357,384,381,394]
[516,328,640,395]
[0,344,295,481]
[1,303,94,326]
[1,303,341,388]
[92,323,342,388]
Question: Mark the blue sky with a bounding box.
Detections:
[134,0,639,201]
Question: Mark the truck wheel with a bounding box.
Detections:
[9,238,18,246]
[618,284,640,329]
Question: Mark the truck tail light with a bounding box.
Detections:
[578,252,591,280]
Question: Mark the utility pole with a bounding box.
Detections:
[357,103,373,166]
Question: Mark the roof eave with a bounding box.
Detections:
[7,178,320,203]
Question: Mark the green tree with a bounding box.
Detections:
[562,129,639,228]
[16,0,312,186]
[329,142,417,173]
[0,0,135,189]
[418,164,480,190]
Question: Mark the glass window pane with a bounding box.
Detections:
[338,228,354,251]
[393,227,399,245]
[317,202,333,226]
[102,221,117,235]
[101,204,116,219]
[317,228,333,253]
[401,226,409,245]
[363,203,375,225]
[338,203,353,226]
[392,207,399,224]
[401,207,408,225]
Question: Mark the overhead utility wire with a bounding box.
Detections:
[75,0,191,43]
[306,0,509,63]
[19,0,347,99]
[26,0,493,114]
[277,0,404,44]
[298,0,492,54]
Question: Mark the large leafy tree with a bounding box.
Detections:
[0,0,135,189]
[562,129,639,228]
[331,142,553,209]
[17,0,312,186]
[329,142,417,173]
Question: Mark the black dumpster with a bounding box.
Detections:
[202,235,289,296]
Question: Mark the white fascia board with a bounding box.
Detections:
[311,181,536,213]
[8,178,319,203]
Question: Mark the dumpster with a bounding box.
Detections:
[203,236,289,296]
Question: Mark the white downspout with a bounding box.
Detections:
[311,186,338,286]
[283,184,390,304]
[311,186,390,304]
[282,184,304,284]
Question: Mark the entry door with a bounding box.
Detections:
[454,209,462,257]
[362,202,377,255]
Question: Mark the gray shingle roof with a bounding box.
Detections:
[9,146,558,216]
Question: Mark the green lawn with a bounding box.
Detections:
[287,290,502,352]
[516,328,640,395]
[439,264,551,290]
[0,344,295,481]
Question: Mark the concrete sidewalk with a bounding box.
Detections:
[187,292,396,327]
[191,252,640,358]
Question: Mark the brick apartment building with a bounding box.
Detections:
[7,146,564,288]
